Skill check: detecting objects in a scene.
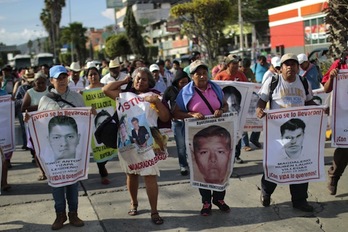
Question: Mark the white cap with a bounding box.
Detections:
[271,56,281,67]
[297,53,308,64]
[86,61,97,69]
[149,64,160,72]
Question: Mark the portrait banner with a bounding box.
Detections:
[313,87,331,131]
[185,112,238,191]
[27,107,93,187]
[331,70,348,147]
[0,95,15,153]
[82,88,117,162]
[213,81,253,137]
[243,83,262,132]
[264,106,327,184]
[117,92,168,172]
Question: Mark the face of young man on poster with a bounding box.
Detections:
[193,136,232,184]
[282,128,304,159]
[48,125,81,160]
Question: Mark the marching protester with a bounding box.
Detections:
[100,59,128,85]
[21,72,49,181]
[163,70,191,175]
[102,67,171,225]
[256,53,317,212]
[32,65,86,230]
[68,62,86,92]
[173,60,230,216]
[298,53,322,90]
[321,54,348,195]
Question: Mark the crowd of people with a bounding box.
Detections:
[0,49,346,230]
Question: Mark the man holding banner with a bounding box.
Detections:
[322,56,348,195]
[256,53,318,212]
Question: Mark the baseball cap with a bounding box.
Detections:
[225,54,241,65]
[271,56,281,67]
[280,53,299,65]
[189,60,208,74]
[49,65,68,78]
[297,53,308,64]
[149,64,160,72]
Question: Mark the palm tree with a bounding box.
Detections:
[325,0,348,58]
[60,22,88,62]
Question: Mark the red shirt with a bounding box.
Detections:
[214,70,248,82]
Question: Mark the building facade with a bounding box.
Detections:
[268,0,329,56]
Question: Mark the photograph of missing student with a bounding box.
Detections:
[185,113,237,191]
[27,108,93,187]
[264,106,327,184]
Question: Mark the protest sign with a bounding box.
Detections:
[0,95,15,153]
[263,106,327,184]
[116,92,168,172]
[185,112,238,191]
[213,81,254,137]
[27,107,93,187]
[244,83,262,132]
[82,88,117,162]
[331,70,348,147]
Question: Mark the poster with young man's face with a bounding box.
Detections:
[263,106,327,184]
[27,107,93,187]
[185,113,238,191]
[0,95,15,153]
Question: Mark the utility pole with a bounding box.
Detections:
[69,0,74,62]
[238,0,244,55]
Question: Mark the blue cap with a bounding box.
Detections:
[49,65,68,78]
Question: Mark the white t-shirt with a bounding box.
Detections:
[100,72,128,89]
[259,74,313,109]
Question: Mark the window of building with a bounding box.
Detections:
[304,16,328,45]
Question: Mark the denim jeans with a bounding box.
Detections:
[52,182,79,213]
[172,120,188,168]
[242,132,249,147]
[250,132,260,143]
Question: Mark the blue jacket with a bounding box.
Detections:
[175,80,224,112]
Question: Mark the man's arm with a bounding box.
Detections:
[256,98,267,119]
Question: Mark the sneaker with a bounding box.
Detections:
[213,200,230,212]
[293,203,314,212]
[235,157,244,164]
[250,140,262,149]
[180,167,189,176]
[260,193,271,207]
[200,202,212,216]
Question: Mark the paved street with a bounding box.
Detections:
[1,138,348,232]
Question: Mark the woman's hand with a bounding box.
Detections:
[214,109,223,118]
[189,112,205,119]
[144,94,161,104]
[23,110,30,123]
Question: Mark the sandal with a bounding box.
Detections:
[38,174,47,181]
[128,203,138,216]
[151,212,163,225]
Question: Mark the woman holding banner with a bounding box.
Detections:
[84,65,111,185]
[173,60,230,216]
[103,67,170,225]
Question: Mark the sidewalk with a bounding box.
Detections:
[1,140,348,232]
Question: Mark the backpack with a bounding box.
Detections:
[268,74,309,105]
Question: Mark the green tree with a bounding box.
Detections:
[60,22,88,63]
[40,0,66,60]
[325,0,348,58]
[171,0,232,64]
[105,34,132,60]
[123,6,148,61]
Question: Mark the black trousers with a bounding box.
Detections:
[261,174,308,206]
[199,188,226,204]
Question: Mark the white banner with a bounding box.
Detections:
[0,95,15,153]
[117,92,168,172]
[185,113,238,191]
[27,108,93,187]
[213,81,254,136]
[263,106,327,184]
[331,70,348,147]
[313,87,331,131]
[243,83,263,132]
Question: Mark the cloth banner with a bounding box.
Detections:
[185,113,238,191]
[82,88,117,162]
[331,70,348,147]
[27,107,93,187]
[0,95,15,153]
[263,106,327,184]
[117,92,168,172]
[213,81,254,137]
